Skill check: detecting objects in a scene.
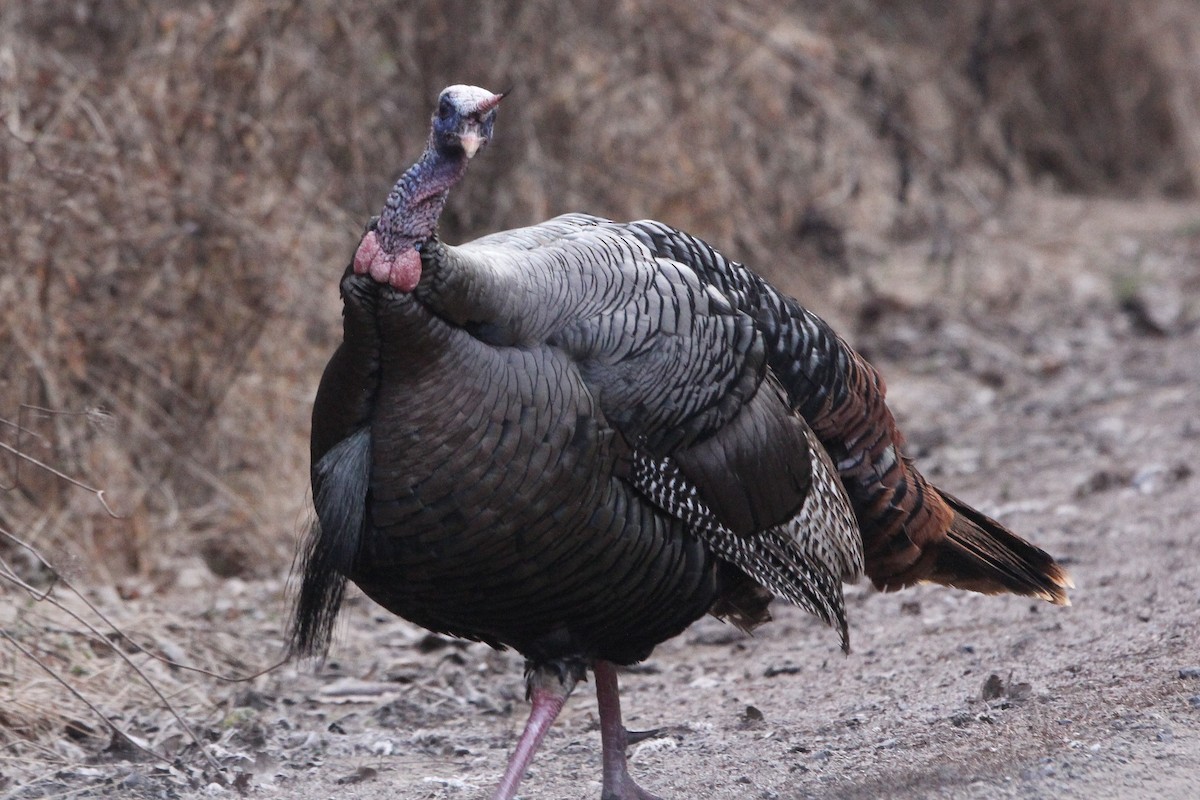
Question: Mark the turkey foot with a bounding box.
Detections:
[595,660,666,800]
[625,727,666,745]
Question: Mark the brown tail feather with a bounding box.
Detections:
[926,491,1073,604]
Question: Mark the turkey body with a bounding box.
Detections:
[306,213,861,667]
[294,83,1068,800]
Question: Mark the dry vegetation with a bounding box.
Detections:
[2,0,1199,795]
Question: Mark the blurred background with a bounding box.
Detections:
[2,0,1200,756]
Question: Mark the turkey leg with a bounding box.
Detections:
[594,660,665,800]
[491,664,579,800]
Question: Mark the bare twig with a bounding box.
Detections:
[0,629,170,768]
[0,440,121,518]
[1,527,288,773]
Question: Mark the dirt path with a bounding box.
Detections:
[8,194,1200,799]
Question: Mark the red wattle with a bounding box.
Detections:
[352,231,422,292]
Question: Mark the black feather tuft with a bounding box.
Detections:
[289,426,372,658]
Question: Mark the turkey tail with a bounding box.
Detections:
[923,491,1072,604]
[290,426,372,658]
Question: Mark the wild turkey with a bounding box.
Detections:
[291,85,1071,800]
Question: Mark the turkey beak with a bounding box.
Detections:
[460,128,486,159]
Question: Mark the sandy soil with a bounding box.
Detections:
[7,193,1200,799]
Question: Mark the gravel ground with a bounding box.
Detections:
[5,193,1199,800]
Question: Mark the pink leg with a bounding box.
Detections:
[491,666,578,800]
[594,660,664,800]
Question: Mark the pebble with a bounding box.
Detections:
[284,731,320,750]
[981,673,1004,700]
[763,664,802,678]
[1178,667,1200,680]
[120,771,147,788]
[335,766,378,785]
[1121,282,1184,335]
[1188,696,1200,709]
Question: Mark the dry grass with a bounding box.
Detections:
[0,520,285,790]
[2,0,1200,780]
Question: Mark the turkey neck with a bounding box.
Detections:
[376,144,468,255]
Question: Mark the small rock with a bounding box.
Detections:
[1188,696,1200,709]
[742,705,765,723]
[120,771,147,789]
[336,766,378,786]
[284,731,320,750]
[1120,282,1184,336]
[1133,465,1167,494]
[1007,681,1033,701]
[1074,468,1131,498]
[370,739,394,756]
[1178,667,1200,680]
[980,673,1032,702]
[1132,463,1193,495]
[764,664,802,678]
[422,777,473,790]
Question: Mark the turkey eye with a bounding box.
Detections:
[438,97,454,119]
